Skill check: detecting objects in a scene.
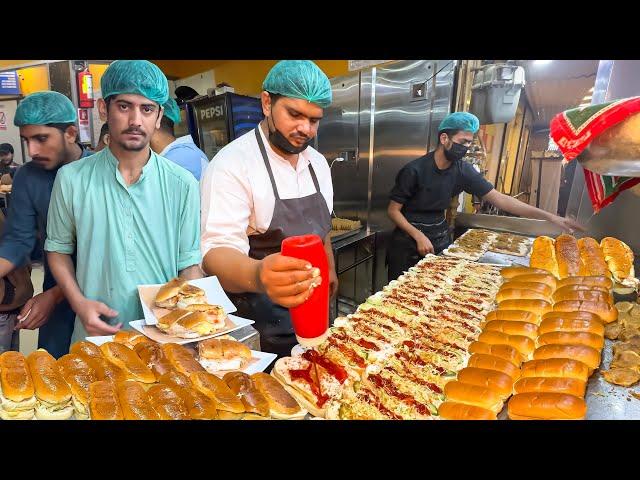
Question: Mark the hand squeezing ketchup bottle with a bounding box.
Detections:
[281,234,329,347]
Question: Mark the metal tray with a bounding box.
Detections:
[476,250,531,267]
[330,227,364,243]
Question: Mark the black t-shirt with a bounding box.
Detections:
[389,151,494,224]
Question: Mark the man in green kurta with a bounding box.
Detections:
[46,60,202,342]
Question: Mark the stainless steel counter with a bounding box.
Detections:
[585,339,640,419]
[455,213,565,238]
[229,325,260,351]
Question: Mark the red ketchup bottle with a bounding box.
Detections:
[281,234,329,347]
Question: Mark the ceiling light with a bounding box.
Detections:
[583,95,593,101]
[534,60,552,66]
[588,87,594,93]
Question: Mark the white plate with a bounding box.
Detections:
[128,315,254,345]
[201,350,278,377]
[85,335,114,346]
[138,276,237,326]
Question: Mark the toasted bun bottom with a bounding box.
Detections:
[35,403,75,420]
[0,389,37,411]
[0,408,35,420]
[200,358,243,373]
[72,397,89,419]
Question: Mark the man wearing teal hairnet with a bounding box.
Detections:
[46,60,202,341]
[200,60,337,357]
[0,91,93,357]
[387,111,585,280]
[150,97,208,181]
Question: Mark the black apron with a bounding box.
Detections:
[387,217,451,282]
[227,128,332,358]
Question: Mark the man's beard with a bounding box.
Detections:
[118,140,147,152]
[116,128,148,152]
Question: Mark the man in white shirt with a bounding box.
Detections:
[201,60,337,357]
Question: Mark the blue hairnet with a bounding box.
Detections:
[14,91,77,126]
[438,112,480,133]
[262,60,332,108]
[163,98,181,125]
[101,60,168,105]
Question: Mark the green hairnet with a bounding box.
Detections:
[101,60,168,105]
[262,60,332,108]
[438,112,480,133]
[14,91,77,126]
[163,98,181,125]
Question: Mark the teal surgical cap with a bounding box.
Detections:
[438,112,480,133]
[262,60,332,108]
[163,98,181,125]
[14,91,77,126]
[101,60,169,105]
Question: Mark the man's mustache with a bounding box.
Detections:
[122,128,146,136]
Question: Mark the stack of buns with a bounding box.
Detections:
[500,265,611,419]
[529,236,560,278]
[27,350,74,420]
[530,234,636,290]
[71,341,128,384]
[600,237,637,288]
[0,335,305,420]
[134,342,174,381]
[147,383,191,420]
[441,261,616,420]
[188,370,306,420]
[154,278,227,338]
[0,351,37,420]
[439,266,548,420]
[99,342,156,384]
[222,371,270,418]
[438,347,523,420]
[57,353,98,420]
[88,381,123,420]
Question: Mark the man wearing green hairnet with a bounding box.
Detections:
[201,60,337,357]
[387,111,585,280]
[45,60,202,341]
[150,97,208,181]
[0,91,93,357]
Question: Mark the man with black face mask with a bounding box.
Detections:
[387,112,585,281]
[201,60,338,358]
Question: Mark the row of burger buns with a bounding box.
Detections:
[439,266,613,420]
[503,267,610,419]
[439,267,534,419]
[154,277,227,338]
[0,335,304,420]
[494,267,618,324]
[530,234,636,288]
[86,369,304,420]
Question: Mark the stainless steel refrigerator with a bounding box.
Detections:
[317,60,457,290]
